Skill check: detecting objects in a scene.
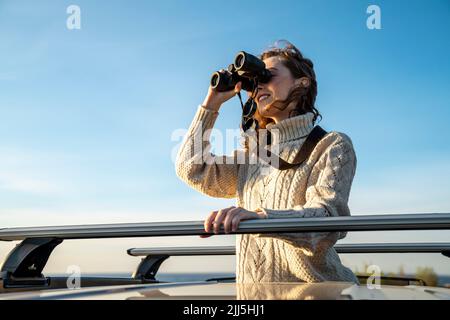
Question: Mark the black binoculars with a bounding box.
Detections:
[210,51,272,92]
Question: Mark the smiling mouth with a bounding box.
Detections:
[258,94,270,103]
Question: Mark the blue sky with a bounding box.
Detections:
[0,0,449,276]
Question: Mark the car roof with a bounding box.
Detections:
[1,281,450,300]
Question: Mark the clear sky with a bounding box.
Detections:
[0,0,449,278]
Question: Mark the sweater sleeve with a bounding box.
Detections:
[252,135,357,249]
[175,105,247,198]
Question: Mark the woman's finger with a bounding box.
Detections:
[204,211,218,233]
[223,207,240,233]
[213,206,235,234]
[213,209,225,234]
[231,213,243,232]
[234,81,242,93]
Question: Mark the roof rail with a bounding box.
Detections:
[127,243,450,281]
[127,242,450,257]
[1,213,449,288]
[1,213,450,241]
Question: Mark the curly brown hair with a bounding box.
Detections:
[254,40,321,130]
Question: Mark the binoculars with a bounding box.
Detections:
[210,51,272,92]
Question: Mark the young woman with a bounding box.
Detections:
[175,41,358,283]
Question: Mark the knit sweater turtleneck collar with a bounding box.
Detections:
[265,112,315,145]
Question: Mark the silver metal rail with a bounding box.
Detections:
[126,242,450,282]
[1,213,450,241]
[1,213,449,289]
[127,242,450,257]
[332,242,450,253]
[128,246,235,257]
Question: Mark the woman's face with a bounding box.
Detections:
[254,56,301,122]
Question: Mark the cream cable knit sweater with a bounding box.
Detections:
[175,105,359,284]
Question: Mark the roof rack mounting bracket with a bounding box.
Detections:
[132,254,169,282]
[1,237,63,288]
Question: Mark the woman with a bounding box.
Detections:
[175,41,358,284]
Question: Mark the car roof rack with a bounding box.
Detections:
[1,213,449,289]
[2,213,450,241]
[127,242,450,281]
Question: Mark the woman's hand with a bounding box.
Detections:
[199,206,267,238]
[202,71,242,112]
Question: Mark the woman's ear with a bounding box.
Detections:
[295,77,311,88]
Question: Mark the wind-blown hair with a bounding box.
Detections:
[254,40,321,130]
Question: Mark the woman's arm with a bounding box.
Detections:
[253,133,357,249]
[175,105,246,198]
